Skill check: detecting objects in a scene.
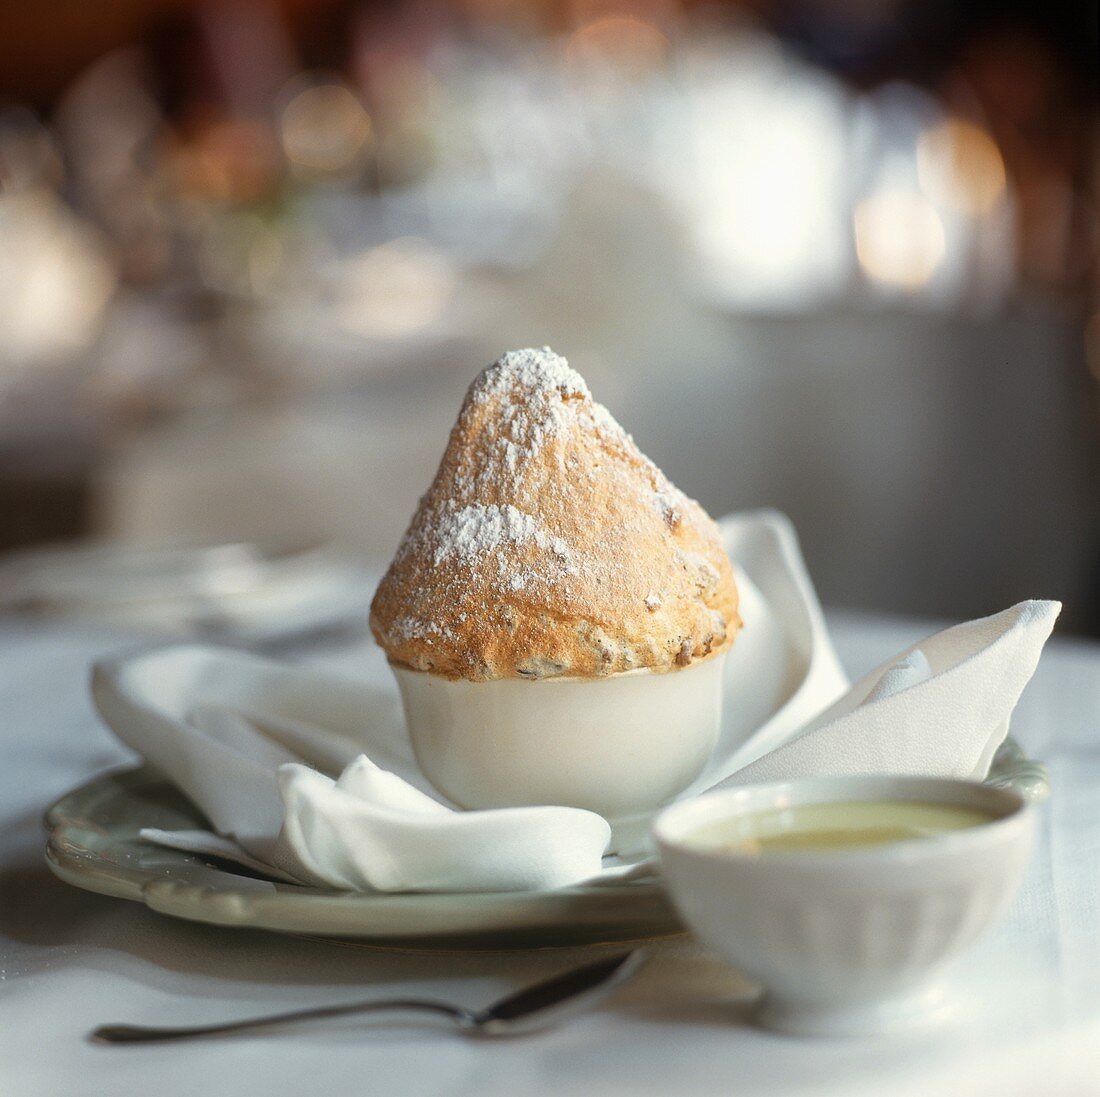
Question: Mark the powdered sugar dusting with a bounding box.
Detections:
[370,346,738,679]
[396,347,669,594]
[432,503,543,567]
[472,347,589,404]
[388,615,455,645]
[456,347,601,488]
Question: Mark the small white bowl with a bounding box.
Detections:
[654,775,1035,1036]
[391,652,726,818]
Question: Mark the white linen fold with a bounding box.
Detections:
[724,599,1058,788]
[91,510,1060,894]
[93,651,611,892]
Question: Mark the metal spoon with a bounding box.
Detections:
[92,949,644,1044]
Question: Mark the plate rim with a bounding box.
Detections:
[43,765,681,948]
[43,736,1047,948]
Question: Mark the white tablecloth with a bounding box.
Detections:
[1,613,1098,1097]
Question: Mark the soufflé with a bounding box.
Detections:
[371,347,740,679]
[370,347,741,815]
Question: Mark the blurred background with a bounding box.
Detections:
[0,0,1097,639]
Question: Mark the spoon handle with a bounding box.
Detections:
[92,998,470,1044]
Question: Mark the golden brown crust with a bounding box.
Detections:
[370,348,740,680]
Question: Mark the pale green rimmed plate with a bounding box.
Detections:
[43,739,1046,949]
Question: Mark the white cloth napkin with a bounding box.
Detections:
[91,510,1060,894]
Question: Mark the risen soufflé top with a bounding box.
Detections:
[369,348,740,681]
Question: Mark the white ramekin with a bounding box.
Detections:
[654,775,1035,1036]
[391,652,727,818]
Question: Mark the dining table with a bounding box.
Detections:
[2,607,1098,1097]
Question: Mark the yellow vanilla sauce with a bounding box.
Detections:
[687,801,999,854]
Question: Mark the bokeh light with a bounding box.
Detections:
[917,118,1008,216]
[854,189,947,290]
[279,79,373,180]
[565,16,669,76]
[335,238,456,341]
